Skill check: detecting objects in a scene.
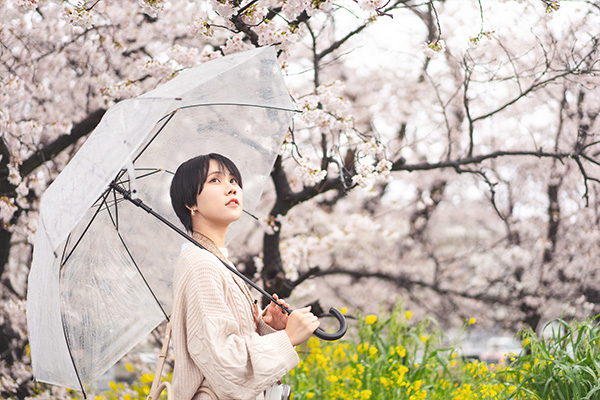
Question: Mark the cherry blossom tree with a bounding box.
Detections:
[1,0,599,397]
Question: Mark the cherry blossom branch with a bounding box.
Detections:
[230,13,260,47]
[462,61,476,157]
[392,149,572,171]
[315,0,408,62]
[19,109,106,177]
[428,0,442,44]
[305,265,509,305]
[472,62,598,123]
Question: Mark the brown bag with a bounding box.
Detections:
[146,320,218,400]
[146,320,173,400]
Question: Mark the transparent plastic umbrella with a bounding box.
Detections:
[26,47,300,392]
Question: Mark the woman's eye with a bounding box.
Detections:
[209,178,219,183]
[230,178,238,184]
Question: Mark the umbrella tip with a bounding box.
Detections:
[243,210,259,220]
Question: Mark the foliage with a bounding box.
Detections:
[513,317,600,399]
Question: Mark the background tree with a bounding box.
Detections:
[1,0,599,397]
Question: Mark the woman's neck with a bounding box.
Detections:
[192,226,226,248]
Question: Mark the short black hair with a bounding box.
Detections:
[170,153,243,233]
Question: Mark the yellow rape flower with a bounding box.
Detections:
[467,317,476,325]
[332,344,347,361]
[369,346,378,358]
[393,364,409,385]
[365,315,377,325]
[340,307,347,315]
[360,389,372,400]
[307,337,320,349]
[306,393,315,399]
[452,384,474,400]
[405,311,413,320]
[357,363,366,375]
[124,362,134,372]
[396,345,406,357]
[357,342,369,353]
[108,381,118,392]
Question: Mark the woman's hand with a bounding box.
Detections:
[285,306,320,346]
[263,293,290,331]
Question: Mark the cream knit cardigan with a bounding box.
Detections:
[171,244,299,400]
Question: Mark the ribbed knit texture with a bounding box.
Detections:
[171,244,299,400]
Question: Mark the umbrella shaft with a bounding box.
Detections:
[109,182,292,314]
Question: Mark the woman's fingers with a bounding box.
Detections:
[285,306,321,346]
[270,293,290,312]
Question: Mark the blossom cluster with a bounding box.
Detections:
[357,0,387,12]
[296,81,352,133]
[62,2,94,29]
[14,0,38,13]
[139,0,165,18]
[421,39,446,58]
[280,0,333,19]
[295,158,328,186]
[277,211,400,281]
[255,22,308,48]
[101,80,142,101]
[351,157,392,188]
[168,44,200,68]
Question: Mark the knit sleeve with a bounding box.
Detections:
[180,250,299,400]
[257,315,278,336]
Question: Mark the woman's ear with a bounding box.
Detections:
[186,205,196,216]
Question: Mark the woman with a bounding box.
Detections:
[169,153,319,400]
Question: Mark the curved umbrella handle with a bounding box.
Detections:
[313,307,348,341]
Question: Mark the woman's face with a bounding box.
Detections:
[192,159,244,229]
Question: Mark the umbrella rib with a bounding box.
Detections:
[112,183,119,231]
[60,319,87,397]
[176,102,299,114]
[59,232,72,270]
[132,103,298,164]
[118,168,170,185]
[61,188,112,267]
[115,231,170,321]
[132,112,177,164]
[58,279,88,397]
[101,181,169,320]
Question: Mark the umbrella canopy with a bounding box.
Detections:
[26,46,295,391]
